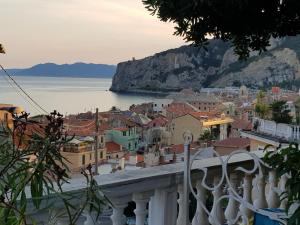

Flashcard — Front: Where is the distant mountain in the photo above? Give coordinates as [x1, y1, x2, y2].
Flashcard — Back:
[0, 63, 116, 78]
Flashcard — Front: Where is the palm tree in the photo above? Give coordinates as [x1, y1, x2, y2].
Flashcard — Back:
[198, 130, 215, 147]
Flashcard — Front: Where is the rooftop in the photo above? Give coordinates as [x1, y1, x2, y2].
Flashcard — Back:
[213, 137, 250, 148]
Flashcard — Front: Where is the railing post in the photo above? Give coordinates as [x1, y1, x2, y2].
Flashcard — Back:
[177, 184, 185, 225]
[225, 173, 240, 225]
[149, 187, 177, 225]
[133, 192, 151, 225]
[183, 131, 193, 225]
[253, 173, 268, 209]
[239, 174, 253, 224]
[267, 170, 280, 208]
[111, 203, 127, 225]
[209, 175, 225, 225]
[192, 180, 209, 225]
[279, 174, 288, 209]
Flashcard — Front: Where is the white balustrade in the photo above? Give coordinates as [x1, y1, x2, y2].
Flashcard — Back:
[267, 170, 280, 208]
[279, 174, 288, 209]
[149, 187, 177, 225]
[24, 149, 288, 225]
[176, 184, 187, 225]
[209, 175, 225, 225]
[192, 180, 209, 225]
[133, 192, 151, 225]
[253, 173, 268, 209]
[224, 173, 240, 225]
[239, 174, 253, 224]
[110, 203, 127, 225]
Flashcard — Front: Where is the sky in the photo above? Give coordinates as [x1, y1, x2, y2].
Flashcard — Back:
[0, 0, 184, 68]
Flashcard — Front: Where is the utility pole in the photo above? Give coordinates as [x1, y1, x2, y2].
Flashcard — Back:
[94, 108, 99, 175]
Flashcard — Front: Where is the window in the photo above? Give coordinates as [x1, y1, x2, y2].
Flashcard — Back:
[153, 123, 156, 127]
[116, 154, 119, 158]
[123, 131, 126, 136]
[90, 153, 92, 160]
[82, 155, 85, 165]
[135, 142, 137, 148]
[100, 151, 103, 159]
[128, 143, 131, 150]
[154, 104, 157, 107]
[101, 136, 104, 143]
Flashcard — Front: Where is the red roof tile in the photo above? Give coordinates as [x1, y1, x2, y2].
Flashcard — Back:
[105, 141, 122, 153]
[213, 137, 250, 148]
[232, 119, 252, 130]
[147, 117, 168, 128]
[113, 127, 129, 132]
[169, 142, 201, 154]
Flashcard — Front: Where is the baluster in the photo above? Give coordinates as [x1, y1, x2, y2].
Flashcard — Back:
[279, 174, 288, 209]
[149, 187, 177, 225]
[84, 210, 98, 225]
[267, 170, 280, 208]
[209, 175, 225, 225]
[176, 184, 186, 225]
[225, 173, 240, 225]
[192, 180, 209, 225]
[239, 174, 253, 225]
[133, 193, 150, 225]
[253, 173, 268, 209]
[111, 203, 127, 225]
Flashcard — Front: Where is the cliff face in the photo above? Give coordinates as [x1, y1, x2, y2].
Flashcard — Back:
[110, 37, 300, 92]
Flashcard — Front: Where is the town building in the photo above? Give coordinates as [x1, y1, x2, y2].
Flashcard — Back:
[105, 141, 124, 159]
[213, 137, 250, 156]
[167, 89, 221, 112]
[241, 117, 299, 151]
[144, 116, 171, 147]
[61, 138, 106, 172]
[169, 112, 233, 145]
[105, 127, 140, 152]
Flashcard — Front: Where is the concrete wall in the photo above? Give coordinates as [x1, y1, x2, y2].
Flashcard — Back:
[249, 139, 276, 151]
[61, 149, 106, 172]
[171, 114, 202, 145]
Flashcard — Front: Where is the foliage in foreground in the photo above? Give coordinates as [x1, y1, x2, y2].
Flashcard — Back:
[264, 143, 300, 225]
[0, 111, 106, 225]
[142, 0, 300, 60]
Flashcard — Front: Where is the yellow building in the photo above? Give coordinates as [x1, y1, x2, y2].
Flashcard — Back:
[61, 138, 107, 172]
[169, 112, 233, 145]
[0, 104, 24, 129]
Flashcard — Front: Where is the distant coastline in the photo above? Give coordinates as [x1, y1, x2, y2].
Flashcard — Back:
[0, 62, 117, 78]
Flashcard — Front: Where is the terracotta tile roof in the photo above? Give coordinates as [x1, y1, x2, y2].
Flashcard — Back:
[166, 102, 197, 118]
[65, 119, 109, 136]
[113, 127, 129, 132]
[105, 141, 122, 153]
[169, 142, 201, 154]
[232, 119, 252, 130]
[189, 111, 219, 120]
[213, 137, 250, 148]
[147, 117, 168, 128]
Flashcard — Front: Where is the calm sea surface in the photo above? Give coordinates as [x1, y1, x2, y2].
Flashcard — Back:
[0, 76, 164, 115]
